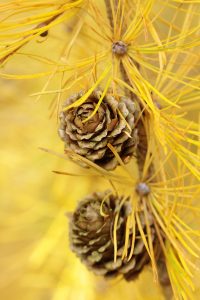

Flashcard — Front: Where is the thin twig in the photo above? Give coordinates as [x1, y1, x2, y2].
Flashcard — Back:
[120, 61, 150, 178]
[104, 0, 114, 29]
[104, 0, 118, 30]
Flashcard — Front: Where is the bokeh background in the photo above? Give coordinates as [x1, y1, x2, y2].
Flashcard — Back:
[0, 65, 165, 300]
[0, 1, 200, 299]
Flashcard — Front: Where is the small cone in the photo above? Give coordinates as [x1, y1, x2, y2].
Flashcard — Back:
[69, 191, 161, 280]
[58, 90, 138, 170]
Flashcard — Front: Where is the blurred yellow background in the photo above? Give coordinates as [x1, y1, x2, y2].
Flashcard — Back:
[0, 71, 166, 300]
[0, 28, 167, 298]
[0, 2, 200, 299]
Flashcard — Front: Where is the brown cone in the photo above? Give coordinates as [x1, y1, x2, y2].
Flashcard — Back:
[69, 191, 160, 280]
[58, 90, 138, 170]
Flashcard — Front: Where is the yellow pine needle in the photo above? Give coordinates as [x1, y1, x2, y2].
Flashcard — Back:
[116, 109, 132, 134]
[165, 191, 178, 227]
[142, 198, 158, 281]
[62, 64, 112, 111]
[166, 253, 193, 300]
[54, 70, 64, 121]
[171, 218, 200, 254]
[39, 147, 133, 185]
[121, 215, 131, 260]
[178, 252, 194, 280]
[107, 143, 135, 182]
[113, 196, 128, 262]
[142, 77, 180, 108]
[169, 242, 195, 292]
[63, 18, 84, 61]
[135, 211, 152, 260]
[171, 147, 200, 180]
[82, 76, 112, 123]
[114, 77, 150, 110]
[15, 52, 64, 66]
[146, 151, 173, 183]
[149, 198, 185, 257]
[123, 0, 154, 42]
[52, 170, 95, 177]
[150, 170, 191, 185]
[116, 0, 126, 39]
[127, 204, 136, 261]
[151, 194, 200, 272]
[113, 215, 118, 263]
[147, 19, 167, 71]
[154, 184, 200, 192]
[100, 192, 113, 217]
[89, 2, 112, 40]
[170, 225, 199, 258]
[140, 117, 158, 179]
[1, 48, 108, 79]
[122, 58, 158, 111]
[166, 202, 200, 214]
[31, 71, 92, 97]
[35, 66, 59, 103]
[0, 10, 77, 61]
[0, 0, 84, 31]
[132, 54, 200, 93]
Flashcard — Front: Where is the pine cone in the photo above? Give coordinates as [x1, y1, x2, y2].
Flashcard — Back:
[69, 191, 160, 280]
[58, 90, 138, 170]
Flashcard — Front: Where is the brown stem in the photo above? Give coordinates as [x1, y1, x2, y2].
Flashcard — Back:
[105, 2, 173, 299]
[120, 61, 149, 178]
[104, 0, 114, 29]
[136, 119, 149, 177]
[104, 0, 118, 30]
[119, 62, 134, 98]
[105, 0, 148, 176]
[157, 257, 173, 300]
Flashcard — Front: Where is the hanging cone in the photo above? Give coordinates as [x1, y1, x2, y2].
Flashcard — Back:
[58, 90, 139, 170]
[69, 191, 161, 280]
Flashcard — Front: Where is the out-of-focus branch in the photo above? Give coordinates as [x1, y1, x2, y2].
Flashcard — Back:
[158, 258, 173, 300]
[0, 12, 63, 65]
[104, 0, 118, 29]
